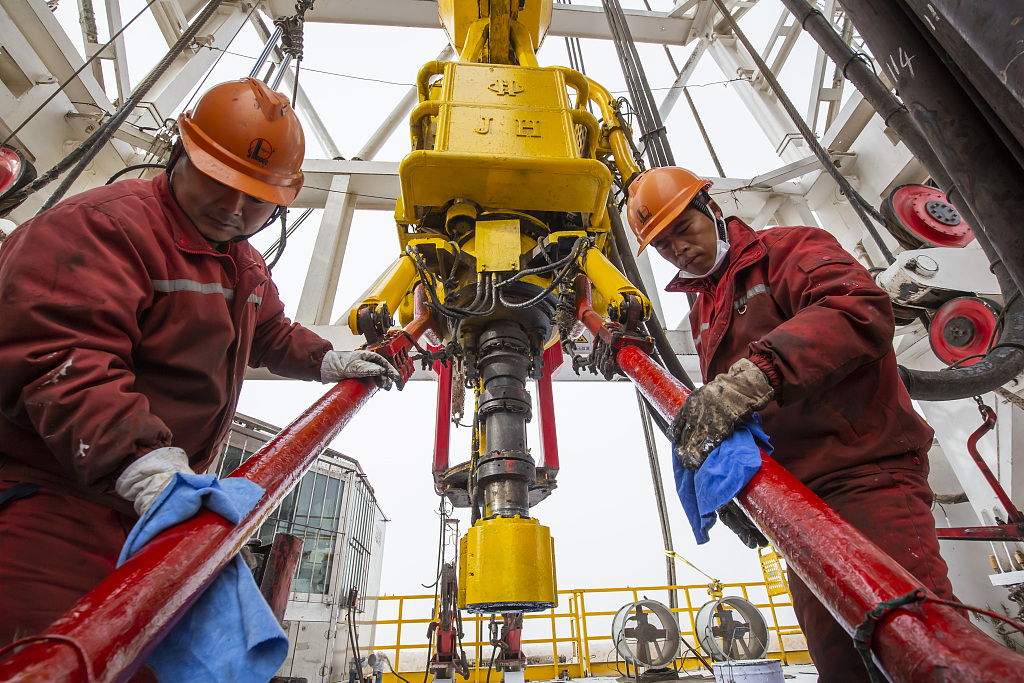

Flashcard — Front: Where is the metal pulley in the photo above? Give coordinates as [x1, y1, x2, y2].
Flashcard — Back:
[881, 184, 974, 249]
[0, 146, 37, 214]
[928, 296, 1001, 366]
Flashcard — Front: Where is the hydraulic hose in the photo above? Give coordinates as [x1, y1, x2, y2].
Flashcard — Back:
[779, 0, 1024, 398]
[897, 226, 1024, 401]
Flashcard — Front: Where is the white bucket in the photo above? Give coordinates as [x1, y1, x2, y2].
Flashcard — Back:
[711, 659, 784, 683]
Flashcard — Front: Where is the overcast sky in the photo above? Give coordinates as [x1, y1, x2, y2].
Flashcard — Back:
[51, 0, 849, 604]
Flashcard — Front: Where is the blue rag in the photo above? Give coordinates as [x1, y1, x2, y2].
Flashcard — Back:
[673, 414, 772, 544]
[118, 473, 289, 683]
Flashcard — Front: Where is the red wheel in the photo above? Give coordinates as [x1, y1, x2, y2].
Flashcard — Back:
[0, 146, 25, 197]
[883, 184, 974, 248]
[929, 296, 1000, 366]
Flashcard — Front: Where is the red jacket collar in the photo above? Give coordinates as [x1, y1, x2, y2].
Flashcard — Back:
[664, 217, 765, 294]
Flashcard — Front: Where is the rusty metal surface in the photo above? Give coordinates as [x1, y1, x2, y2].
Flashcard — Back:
[260, 533, 303, 623]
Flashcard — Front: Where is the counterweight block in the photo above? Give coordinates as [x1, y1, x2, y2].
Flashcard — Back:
[458, 516, 557, 613]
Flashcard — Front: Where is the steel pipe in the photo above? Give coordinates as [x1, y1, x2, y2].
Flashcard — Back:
[260, 533, 303, 623]
[0, 377, 376, 683]
[780, 0, 1024, 401]
[575, 278, 1024, 680]
[840, 0, 1024, 297]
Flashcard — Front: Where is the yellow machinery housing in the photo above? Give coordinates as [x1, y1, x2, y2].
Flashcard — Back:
[459, 516, 556, 612]
[351, 0, 653, 617]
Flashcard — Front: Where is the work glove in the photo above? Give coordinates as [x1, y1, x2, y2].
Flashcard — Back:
[717, 500, 769, 549]
[321, 350, 401, 389]
[670, 357, 774, 470]
[115, 446, 195, 516]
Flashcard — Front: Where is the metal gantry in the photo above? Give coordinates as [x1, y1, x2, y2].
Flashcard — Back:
[1, 0, 1023, 658]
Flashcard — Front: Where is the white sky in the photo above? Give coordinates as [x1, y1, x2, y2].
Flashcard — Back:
[51, 0, 852, 601]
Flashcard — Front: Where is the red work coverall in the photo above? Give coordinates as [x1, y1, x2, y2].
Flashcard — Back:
[668, 218, 954, 681]
[0, 173, 332, 643]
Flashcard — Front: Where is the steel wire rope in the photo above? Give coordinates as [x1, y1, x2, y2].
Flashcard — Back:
[178, 45, 753, 99]
[708, 0, 895, 264]
[27, 0, 234, 214]
[0, 0, 160, 150]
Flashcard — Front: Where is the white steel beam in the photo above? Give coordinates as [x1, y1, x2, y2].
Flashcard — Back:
[707, 34, 805, 163]
[294, 159, 399, 211]
[129, 3, 249, 132]
[658, 37, 709, 120]
[263, 0, 696, 46]
[103, 0, 132, 104]
[295, 174, 356, 325]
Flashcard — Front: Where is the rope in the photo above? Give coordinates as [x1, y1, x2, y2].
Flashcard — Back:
[853, 587, 1024, 681]
[709, 0, 896, 265]
[853, 588, 926, 682]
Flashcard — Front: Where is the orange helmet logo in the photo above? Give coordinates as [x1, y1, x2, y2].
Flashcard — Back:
[636, 205, 652, 226]
[246, 138, 275, 167]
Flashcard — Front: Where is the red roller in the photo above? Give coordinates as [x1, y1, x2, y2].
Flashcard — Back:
[886, 184, 975, 248]
[929, 296, 1000, 367]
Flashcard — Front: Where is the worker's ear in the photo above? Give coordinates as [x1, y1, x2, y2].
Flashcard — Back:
[707, 198, 725, 220]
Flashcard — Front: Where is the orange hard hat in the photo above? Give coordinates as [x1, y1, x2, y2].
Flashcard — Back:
[626, 167, 712, 254]
[178, 78, 305, 206]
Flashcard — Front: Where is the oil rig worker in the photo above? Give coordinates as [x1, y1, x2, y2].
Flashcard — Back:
[626, 166, 955, 682]
[0, 77, 397, 645]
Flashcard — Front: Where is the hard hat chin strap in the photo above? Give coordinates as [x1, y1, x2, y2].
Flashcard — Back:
[689, 191, 729, 242]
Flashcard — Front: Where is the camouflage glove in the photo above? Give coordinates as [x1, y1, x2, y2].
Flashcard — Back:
[669, 358, 774, 470]
[717, 500, 769, 549]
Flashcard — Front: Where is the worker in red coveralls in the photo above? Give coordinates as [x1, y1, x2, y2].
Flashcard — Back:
[626, 166, 955, 682]
[0, 78, 398, 645]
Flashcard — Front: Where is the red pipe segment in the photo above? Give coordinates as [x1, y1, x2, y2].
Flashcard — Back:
[0, 378, 377, 683]
[613, 341, 1024, 682]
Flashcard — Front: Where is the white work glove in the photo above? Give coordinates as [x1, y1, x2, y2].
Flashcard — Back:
[115, 446, 194, 516]
[321, 350, 401, 388]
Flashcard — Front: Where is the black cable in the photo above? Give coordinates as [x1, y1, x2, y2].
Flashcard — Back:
[265, 209, 288, 271]
[484, 645, 499, 683]
[104, 163, 166, 185]
[709, 0, 895, 265]
[0, 0, 160, 150]
[261, 207, 313, 261]
[30, 0, 229, 214]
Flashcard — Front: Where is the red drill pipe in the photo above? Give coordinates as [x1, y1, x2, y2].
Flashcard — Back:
[615, 342, 1024, 681]
[433, 358, 453, 484]
[260, 533, 304, 623]
[0, 378, 377, 683]
[574, 278, 1024, 680]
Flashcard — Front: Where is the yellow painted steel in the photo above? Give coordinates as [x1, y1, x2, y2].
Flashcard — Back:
[439, 0, 552, 58]
[475, 219, 521, 272]
[577, 245, 651, 320]
[351, 237, 453, 331]
[397, 61, 610, 228]
[459, 516, 557, 611]
[348, 255, 418, 334]
[583, 78, 641, 184]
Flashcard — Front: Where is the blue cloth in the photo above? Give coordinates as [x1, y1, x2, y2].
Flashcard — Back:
[118, 473, 289, 683]
[673, 414, 772, 544]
